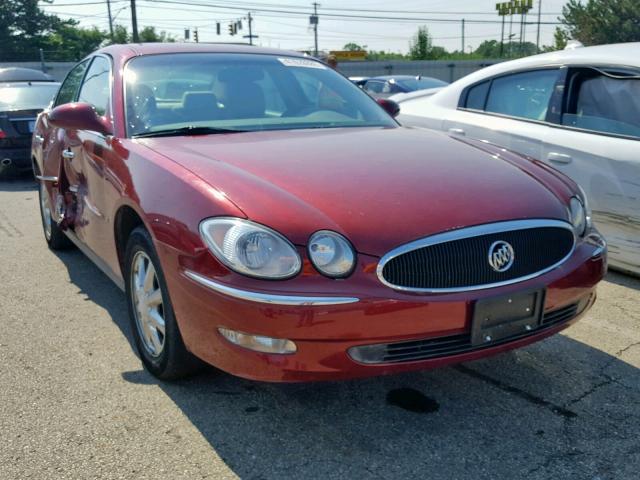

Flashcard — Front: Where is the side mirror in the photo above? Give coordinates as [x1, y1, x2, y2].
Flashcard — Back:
[48, 102, 113, 136]
[377, 98, 400, 118]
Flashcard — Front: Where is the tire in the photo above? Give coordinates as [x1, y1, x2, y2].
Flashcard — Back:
[124, 226, 201, 380]
[38, 181, 73, 250]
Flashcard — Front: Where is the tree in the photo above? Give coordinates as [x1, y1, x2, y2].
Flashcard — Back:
[366, 50, 407, 61]
[558, 0, 640, 46]
[0, 0, 64, 60]
[409, 26, 433, 60]
[343, 42, 365, 52]
[42, 23, 106, 61]
[542, 27, 570, 52]
[139, 26, 175, 43]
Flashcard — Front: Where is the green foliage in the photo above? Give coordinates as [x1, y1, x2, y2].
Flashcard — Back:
[542, 28, 570, 52]
[0, 1, 174, 61]
[409, 26, 433, 60]
[365, 50, 407, 61]
[343, 42, 365, 52]
[559, 0, 640, 45]
[0, 0, 64, 60]
[41, 24, 105, 61]
[139, 26, 175, 43]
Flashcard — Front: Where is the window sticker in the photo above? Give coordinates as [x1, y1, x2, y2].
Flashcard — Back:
[278, 57, 326, 69]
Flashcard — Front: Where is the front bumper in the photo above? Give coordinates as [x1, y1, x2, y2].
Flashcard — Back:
[159, 235, 606, 382]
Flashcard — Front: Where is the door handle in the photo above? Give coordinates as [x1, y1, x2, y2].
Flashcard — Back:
[448, 128, 465, 136]
[547, 152, 572, 164]
[62, 149, 75, 160]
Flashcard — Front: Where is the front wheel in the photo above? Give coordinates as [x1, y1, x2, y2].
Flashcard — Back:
[124, 227, 201, 380]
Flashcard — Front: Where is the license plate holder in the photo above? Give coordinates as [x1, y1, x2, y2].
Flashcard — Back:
[471, 289, 544, 346]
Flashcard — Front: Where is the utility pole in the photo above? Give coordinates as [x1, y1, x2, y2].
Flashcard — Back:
[106, 0, 114, 41]
[243, 12, 258, 45]
[500, 15, 505, 57]
[461, 19, 465, 53]
[130, 0, 139, 43]
[536, 0, 542, 52]
[311, 3, 319, 57]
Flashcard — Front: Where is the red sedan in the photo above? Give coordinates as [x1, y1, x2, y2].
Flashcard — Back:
[32, 44, 607, 382]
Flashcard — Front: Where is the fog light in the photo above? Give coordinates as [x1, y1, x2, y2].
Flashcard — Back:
[218, 328, 297, 354]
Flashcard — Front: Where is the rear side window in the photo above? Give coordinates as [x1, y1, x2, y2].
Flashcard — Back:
[464, 80, 490, 110]
[484, 69, 559, 121]
[562, 70, 640, 139]
[364, 81, 384, 94]
[78, 56, 111, 116]
[55, 60, 89, 106]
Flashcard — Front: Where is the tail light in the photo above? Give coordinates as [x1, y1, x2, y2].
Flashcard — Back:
[0, 129, 5, 139]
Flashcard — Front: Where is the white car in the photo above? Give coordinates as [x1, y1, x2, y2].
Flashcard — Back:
[399, 42, 640, 276]
[388, 86, 444, 104]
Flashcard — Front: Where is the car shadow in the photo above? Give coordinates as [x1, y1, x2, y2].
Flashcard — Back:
[54, 248, 640, 479]
[0, 175, 37, 192]
[606, 269, 640, 291]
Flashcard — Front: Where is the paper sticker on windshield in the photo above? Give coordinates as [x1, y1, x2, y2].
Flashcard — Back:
[278, 57, 326, 69]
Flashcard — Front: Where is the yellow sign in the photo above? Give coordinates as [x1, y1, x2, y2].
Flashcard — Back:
[330, 50, 367, 61]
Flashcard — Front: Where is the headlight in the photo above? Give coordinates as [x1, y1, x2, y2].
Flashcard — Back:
[199, 217, 301, 279]
[308, 230, 356, 278]
[569, 197, 587, 236]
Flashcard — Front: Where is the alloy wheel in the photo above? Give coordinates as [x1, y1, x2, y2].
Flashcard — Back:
[130, 251, 166, 357]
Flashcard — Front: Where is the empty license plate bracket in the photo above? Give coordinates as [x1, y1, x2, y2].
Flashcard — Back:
[471, 289, 545, 346]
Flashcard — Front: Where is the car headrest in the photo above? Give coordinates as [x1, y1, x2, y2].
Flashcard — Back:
[218, 67, 264, 83]
[182, 91, 218, 110]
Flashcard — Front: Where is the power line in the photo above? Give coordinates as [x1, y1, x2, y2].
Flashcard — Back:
[137, 0, 564, 25]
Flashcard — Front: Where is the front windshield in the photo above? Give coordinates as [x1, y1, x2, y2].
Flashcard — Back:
[0, 83, 59, 110]
[396, 77, 448, 91]
[124, 53, 396, 136]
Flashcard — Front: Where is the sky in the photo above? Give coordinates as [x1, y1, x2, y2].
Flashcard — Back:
[41, 0, 570, 54]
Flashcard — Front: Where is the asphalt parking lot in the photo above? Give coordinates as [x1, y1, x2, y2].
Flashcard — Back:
[1, 177, 639, 480]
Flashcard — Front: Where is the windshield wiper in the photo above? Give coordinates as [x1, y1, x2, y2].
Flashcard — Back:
[133, 125, 248, 138]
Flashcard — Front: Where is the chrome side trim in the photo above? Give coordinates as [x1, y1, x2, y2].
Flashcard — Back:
[35, 175, 58, 182]
[183, 270, 359, 306]
[377, 219, 576, 294]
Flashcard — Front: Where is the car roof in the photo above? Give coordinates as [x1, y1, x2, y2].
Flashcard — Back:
[371, 75, 420, 80]
[0, 68, 54, 82]
[94, 42, 308, 61]
[423, 42, 640, 108]
[0, 81, 60, 87]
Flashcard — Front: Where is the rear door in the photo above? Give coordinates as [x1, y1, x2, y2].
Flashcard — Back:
[38, 60, 89, 212]
[443, 69, 562, 161]
[542, 67, 640, 274]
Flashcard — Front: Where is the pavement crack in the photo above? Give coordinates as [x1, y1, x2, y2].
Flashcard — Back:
[454, 365, 578, 419]
[615, 340, 640, 357]
[564, 375, 615, 408]
[525, 450, 583, 477]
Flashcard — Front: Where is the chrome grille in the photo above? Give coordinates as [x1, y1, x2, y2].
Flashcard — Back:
[378, 220, 575, 293]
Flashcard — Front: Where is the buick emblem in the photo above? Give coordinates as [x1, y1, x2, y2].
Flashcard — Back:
[488, 241, 515, 272]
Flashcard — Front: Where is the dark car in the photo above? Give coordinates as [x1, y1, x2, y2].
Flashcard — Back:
[33, 43, 605, 382]
[363, 75, 448, 98]
[0, 68, 60, 176]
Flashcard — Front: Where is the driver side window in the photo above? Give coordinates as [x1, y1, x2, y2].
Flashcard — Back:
[55, 60, 89, 106]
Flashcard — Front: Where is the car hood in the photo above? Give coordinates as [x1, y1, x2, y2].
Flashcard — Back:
[140, 127, 573, 257]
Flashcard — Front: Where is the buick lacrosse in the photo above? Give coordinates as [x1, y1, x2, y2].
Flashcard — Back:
[32, 44, 606, 381]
